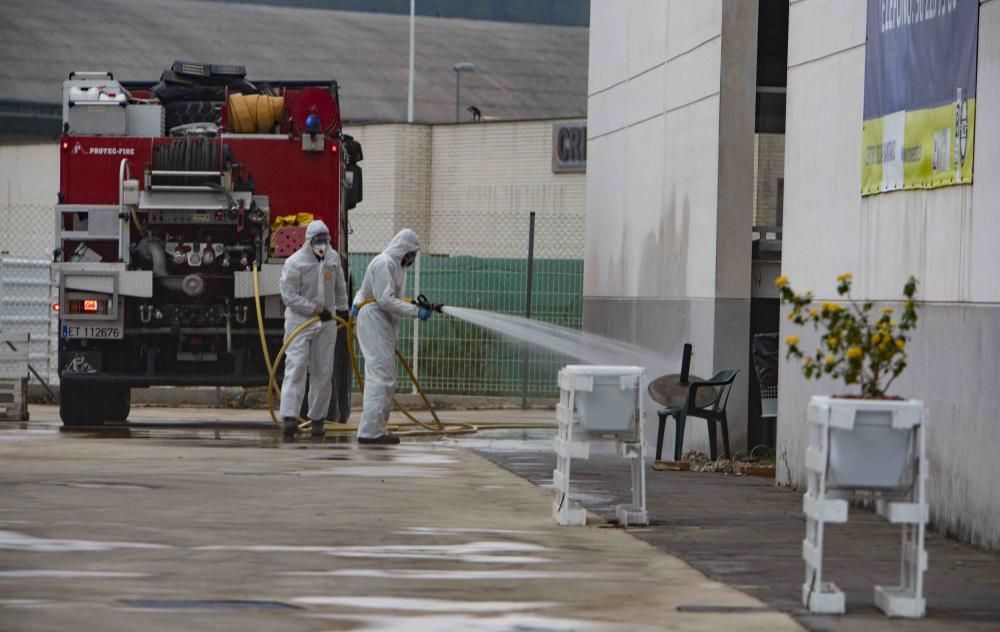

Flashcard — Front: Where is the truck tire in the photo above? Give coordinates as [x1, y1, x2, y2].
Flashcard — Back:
[59, 382, 105, 427]
[104, 387, 131, 423]
[164, 101, 220, 132]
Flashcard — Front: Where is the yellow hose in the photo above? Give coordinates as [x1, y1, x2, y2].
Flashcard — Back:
[252, 264, 467, 436]
[228, 94, 284, 133]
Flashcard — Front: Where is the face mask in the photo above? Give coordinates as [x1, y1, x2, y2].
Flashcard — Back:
[311, 235, 329, 258]
[401, 252, 416, 268]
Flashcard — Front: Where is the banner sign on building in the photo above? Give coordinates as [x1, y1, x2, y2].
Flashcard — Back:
[862, 0, 978, 195]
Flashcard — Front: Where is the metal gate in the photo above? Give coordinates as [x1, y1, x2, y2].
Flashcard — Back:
[0, 257, 55, 384]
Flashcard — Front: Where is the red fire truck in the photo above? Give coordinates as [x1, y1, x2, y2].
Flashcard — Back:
[55, 62, 362, 426]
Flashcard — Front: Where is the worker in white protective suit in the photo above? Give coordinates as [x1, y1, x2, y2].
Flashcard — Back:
[353, 229, 435, 445]
[279, 220, 348, 439]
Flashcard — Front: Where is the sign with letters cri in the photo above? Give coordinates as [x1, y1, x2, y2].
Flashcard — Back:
[862, 0, 979, 195]
[552, 122, 587, 173]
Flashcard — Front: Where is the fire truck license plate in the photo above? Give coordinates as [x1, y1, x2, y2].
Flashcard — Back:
[61, 318, 124, 340]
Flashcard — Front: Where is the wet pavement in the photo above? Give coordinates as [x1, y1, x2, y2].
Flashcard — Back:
[471, 435, 1000, 632]
[0, 405, 802, 632]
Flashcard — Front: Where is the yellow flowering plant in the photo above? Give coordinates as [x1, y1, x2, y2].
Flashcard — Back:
[776, 273, 918, 398]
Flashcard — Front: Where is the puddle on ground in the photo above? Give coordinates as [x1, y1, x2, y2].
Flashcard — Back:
[0, 530, 170, 552]
[395, 527, 543, 537]
[696, 560, 756, 575]
[286, 569, 639, 581]
[0, 429, 61, 441]
[442, 437, 554, 453]
[293, 596, 556, 612]
[541, 484, 619, 510]
[197, 541, 551, 564]
[304, 612, 637, 631]
[55, 482, 155, 491]
[0, 570, 148, 578]
[319, 541, 551, 565]
[121, 598, 298, 610]
[0, 599, 51, 608]
[311, 453, 457, 465]
[290, 465, 449, 478]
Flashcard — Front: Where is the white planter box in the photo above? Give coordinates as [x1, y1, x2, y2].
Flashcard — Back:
[554, 365, 647, 527]
[561, 365, 643, 435]
[811, 396, 923, 491]
[803, 396, 928, 618]
[828, 410, 910, 490]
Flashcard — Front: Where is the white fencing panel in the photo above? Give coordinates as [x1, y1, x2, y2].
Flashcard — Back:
[0, 257, 55, 384]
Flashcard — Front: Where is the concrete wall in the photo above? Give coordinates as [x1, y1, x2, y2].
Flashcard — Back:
[753, 133, 785, 226]
[584, 0, 758, 455]
[779, 0, 1000, 550]
[343, 124, 433, 254]
[345, 120, 586, 260]
[428, 121, 586, 259]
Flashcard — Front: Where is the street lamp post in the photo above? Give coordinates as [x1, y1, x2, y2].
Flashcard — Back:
[407, 0, 415, 123]
[453, 62, 475, 122]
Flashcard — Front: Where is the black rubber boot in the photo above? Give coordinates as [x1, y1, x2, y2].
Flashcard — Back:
[310, 419, 325, 438]
[283, 417, 298, 439]
[358, 432, 400, 445]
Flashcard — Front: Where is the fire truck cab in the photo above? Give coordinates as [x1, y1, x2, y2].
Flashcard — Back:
[55, 62, 362, 426]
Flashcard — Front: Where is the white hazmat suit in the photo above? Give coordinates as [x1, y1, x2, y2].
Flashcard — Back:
[355, 229, 421, 440]
[279, 220, 348, 422]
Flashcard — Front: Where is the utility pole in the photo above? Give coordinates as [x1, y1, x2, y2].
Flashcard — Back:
[407, 0, 415, 123]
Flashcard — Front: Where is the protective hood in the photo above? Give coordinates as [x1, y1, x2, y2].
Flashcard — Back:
[305, 220, 330, 241]
[383, 229, 421, 263]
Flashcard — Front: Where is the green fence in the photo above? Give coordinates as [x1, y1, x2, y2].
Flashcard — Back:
[347, 253, 582, 397]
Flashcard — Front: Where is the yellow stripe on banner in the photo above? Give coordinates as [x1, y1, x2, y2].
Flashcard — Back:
[902, 99, 975, 190]
[861, 116, 885, 195]
[862, 99, 975, 196]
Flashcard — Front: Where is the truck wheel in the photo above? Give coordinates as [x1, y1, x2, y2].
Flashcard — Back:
[59, 382, 105, 427]
[104, 387, 131, 423]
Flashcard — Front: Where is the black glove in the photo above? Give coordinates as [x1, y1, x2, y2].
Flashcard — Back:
[319, 308, 333, 322]
[415, 294, 444, 313]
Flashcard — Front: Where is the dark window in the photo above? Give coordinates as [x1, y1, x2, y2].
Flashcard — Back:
[756, 0, 789, 134]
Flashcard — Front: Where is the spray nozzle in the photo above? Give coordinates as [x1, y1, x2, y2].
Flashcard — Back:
[415, 294, 444, 313]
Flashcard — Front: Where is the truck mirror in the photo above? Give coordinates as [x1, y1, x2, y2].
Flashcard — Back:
[346, 164, 363, 210]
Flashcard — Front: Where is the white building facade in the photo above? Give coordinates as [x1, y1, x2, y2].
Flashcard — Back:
[586, 0, 1000, 550]
[584, 0, 759, 454]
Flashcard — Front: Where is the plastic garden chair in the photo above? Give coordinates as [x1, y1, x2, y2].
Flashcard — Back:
[655, 369, 739, 462]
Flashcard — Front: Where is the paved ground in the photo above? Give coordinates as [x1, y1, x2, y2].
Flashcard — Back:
[0, 405, 801, 632]
[469, 432, 1000, 632]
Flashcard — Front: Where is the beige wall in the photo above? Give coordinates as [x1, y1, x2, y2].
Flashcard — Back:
[342, 124, 432, 254]
[345, 120, 586, 259]
[429, 121, 585, 258]
[753, 133, 785, 227]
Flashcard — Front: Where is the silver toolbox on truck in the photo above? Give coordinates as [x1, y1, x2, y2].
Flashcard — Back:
[63, 71, 127, 135]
